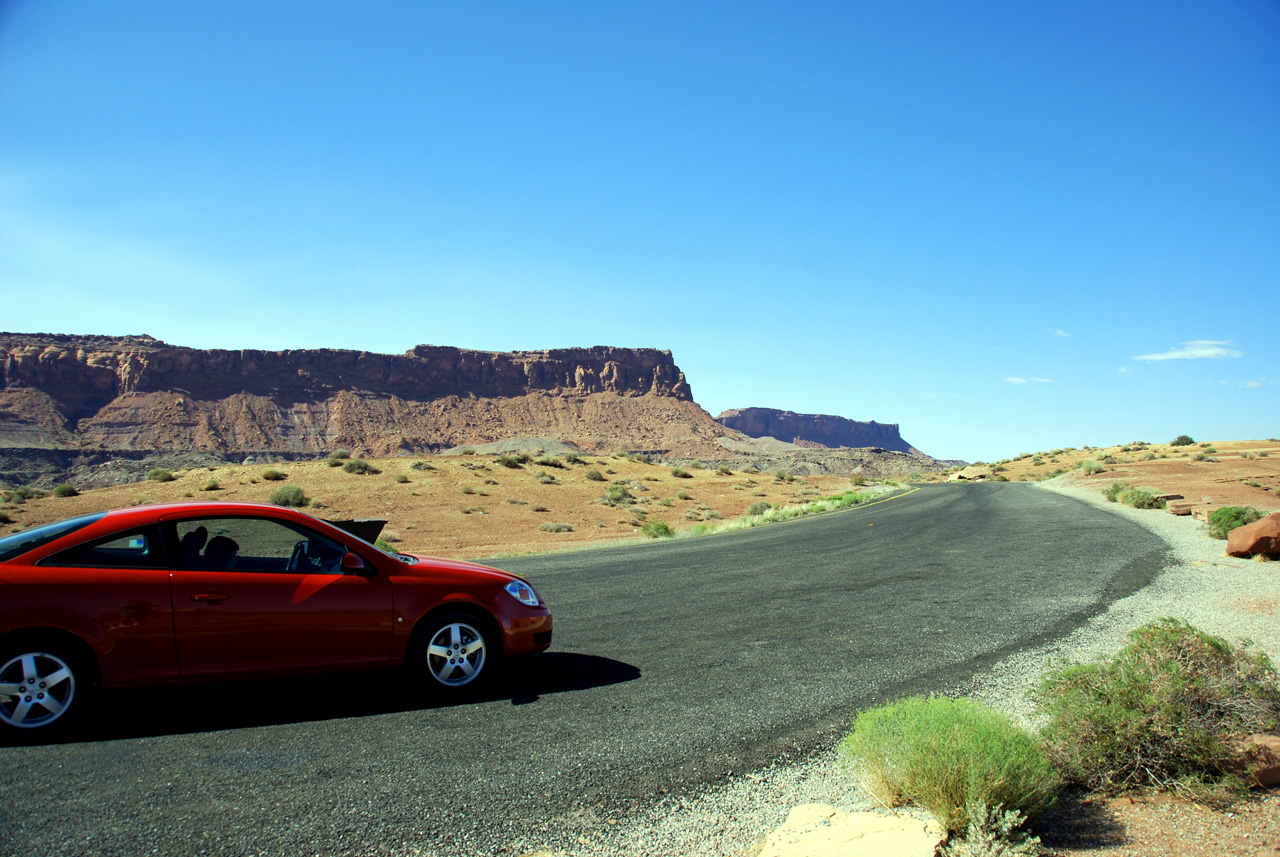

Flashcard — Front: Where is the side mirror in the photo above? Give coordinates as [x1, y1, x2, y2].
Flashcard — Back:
[341, 552, 367, 573]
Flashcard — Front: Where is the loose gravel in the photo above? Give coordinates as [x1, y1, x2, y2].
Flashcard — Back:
[556, 477, 1280, 857]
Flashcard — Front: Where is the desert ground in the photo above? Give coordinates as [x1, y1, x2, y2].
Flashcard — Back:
[1, 451, 864, 559]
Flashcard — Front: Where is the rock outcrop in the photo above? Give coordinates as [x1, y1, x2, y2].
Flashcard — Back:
[0, 334, 732, 483]
[716, 407, 921, 455]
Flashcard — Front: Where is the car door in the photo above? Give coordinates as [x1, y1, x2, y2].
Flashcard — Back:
[166, 514, 393, 678]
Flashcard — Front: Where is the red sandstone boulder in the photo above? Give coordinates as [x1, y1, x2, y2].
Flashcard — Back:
[1226, 512, 1280, 558]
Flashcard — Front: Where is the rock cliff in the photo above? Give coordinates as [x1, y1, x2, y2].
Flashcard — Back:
[0, 334, 730, 482]
[715, 407, 920, 454]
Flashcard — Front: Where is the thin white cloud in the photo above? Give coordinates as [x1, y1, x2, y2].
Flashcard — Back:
[1030, 377, 1052, 383]
[1005, 377, 1051, 384]
[1132, 340, 1243, 361]
[1052, 329, 1070, 338]
[1006, 377, 1028, 384]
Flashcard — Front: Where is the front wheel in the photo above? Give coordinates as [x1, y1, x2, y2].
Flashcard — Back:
[0, 642, 86, 736]
[414, 614, 496, 690]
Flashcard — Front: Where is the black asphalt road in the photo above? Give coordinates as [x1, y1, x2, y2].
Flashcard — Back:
[0, 483, 1169, 856]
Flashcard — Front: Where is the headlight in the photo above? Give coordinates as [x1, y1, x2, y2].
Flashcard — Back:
[504, 580, 540, 607]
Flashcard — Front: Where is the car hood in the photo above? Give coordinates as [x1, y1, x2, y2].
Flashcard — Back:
[394, 554, 524, 584]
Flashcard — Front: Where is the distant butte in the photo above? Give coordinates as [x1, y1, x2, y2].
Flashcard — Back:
[715, 407, 922, 455]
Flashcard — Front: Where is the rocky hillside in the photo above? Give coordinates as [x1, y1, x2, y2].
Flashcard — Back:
[0, 334, 738, 485]
[715, 407, 921, 454]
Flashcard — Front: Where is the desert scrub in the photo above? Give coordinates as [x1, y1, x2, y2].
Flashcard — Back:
[147, 468, 175, 482]
[395, 473, 410, 483]
[1171, 434, 1195, 446]
[343, 459, 381, 475]
[496, 454, 521, 468]
[326, 450, 351, 467]
[745, 501, 772, 516]
[600, 485, 634, 506]
[260, 468, 285, 481]
[937, 804, 1041, 857]
[1102, 481, 1133, 503]
[641, 519, 673, 538]
[1191, 451, 1207, 461]
[839, 696, 1057, 837]
[1207, 506, 1264, 540]
[676, 489, 693, 501]
[535, 455, 564, 469]
[202, 479, 220, 491]
[537, 522, 573, 533]
[52, 484, 78, 498]
[409, 460, 435, 471]
[1118, 486, 1165, 510]
[269, 484, 308, 508]
[535, 470, 556, 484]
[1078, 460, 1104, 475]
[1035, 618, 1280, 796]
[670, 467, 692, 479]
[584, 469, 605, 482]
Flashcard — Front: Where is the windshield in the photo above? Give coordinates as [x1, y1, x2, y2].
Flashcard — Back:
[0, 512, 108, 563]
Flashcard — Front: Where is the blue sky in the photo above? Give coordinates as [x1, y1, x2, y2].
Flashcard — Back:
[2, 1, 1277, 462]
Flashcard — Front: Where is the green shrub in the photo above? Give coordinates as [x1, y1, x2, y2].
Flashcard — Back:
[2, 486, 43, 504]
[1171, 435, 1195, 446]
[1191, 451, 1207, 461]
[564, 452, 581, 464]
[537, 522, 573, 533]
[839, 696, 1058, 836]
[641, 519, 673, 538]
[937, 804, 1041, 856]
[1207, 506, 1264, 540]
[1035, 619, 1280, 795]
[1102, 481, 1132, 502]
[262, 468, 287, 481]
[496, 454, 521, 469]
[0, 511, 10, 523]
[52, 484, 79, 498]
[677, 489, 692, 501]
[716, 466, 733, 476]
[670, 467, 692, 479]
[326, 450, 351, 467]
[458, 447, 475, 456]
[269, 484, 308, 507]
[395, 473, 410, 483]
[147, 468, 174, 483]
[584, 469, 605, 482]
[343, 459, 380, 475]
[535, 455, 564, 469]
[1078, 460, 1104, 475]
[536, 471, 556, 484]
[202, 479, 220, 491]
[601, 485, 634, 505]
[409, 460, 435, 471]
[1118, 487, 1165, 510]
[745, 501, 772, 516]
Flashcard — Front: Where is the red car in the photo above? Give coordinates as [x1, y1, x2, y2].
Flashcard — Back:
[0, 502, 552, 736]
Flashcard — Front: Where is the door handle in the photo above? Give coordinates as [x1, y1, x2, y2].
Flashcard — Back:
[191, 592, 230, 604]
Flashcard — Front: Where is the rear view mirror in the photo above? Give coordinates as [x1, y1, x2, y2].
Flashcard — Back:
[341, 552, 366, 572]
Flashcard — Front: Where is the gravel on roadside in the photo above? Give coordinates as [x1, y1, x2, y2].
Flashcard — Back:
[540, 476, 1280, 857]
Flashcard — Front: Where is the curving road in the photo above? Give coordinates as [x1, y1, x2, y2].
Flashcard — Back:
[0, 483, 1169, 856]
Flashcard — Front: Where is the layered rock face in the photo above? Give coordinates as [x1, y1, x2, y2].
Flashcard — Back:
[716, 407, 919, 454]
[0, 334, 726, 464]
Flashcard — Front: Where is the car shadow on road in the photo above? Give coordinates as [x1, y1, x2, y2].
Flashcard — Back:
[22, 652, 641, 745]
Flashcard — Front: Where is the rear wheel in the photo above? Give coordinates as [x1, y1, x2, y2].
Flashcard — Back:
[0, 639, 88, 736]
[414, 614, 497, 691]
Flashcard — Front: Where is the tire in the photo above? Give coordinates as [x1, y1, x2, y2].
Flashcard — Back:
[0, 637, 90, 737]
[413, 613, 497, 691]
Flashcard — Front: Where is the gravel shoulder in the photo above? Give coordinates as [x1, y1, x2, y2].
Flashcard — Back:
[564, 476, 1280, 857]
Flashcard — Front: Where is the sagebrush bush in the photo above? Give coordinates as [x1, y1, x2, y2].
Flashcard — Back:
[202, 479, 219, 491]
[496, 455, 521, 469]
[52, 484, 78, 498]
[937, 804, 1041, 856]
[839, 696, 1058, 836]
[395, 473, 410, 483]
[536, 455, 563, 469]
[670, 467, 692, 479]
[584, 469, 605, 482]
[1118, 487, 1165, 510]
[326, 450, 351, 467]
[262, 468, 287, 481]
[1078, 460, 1104, 475]
[1207, 506, 1264, 540]
[409, 460, 435, 471]
[745, 501, 771, 516]
[1171, 434, 1195, 446]
[343, 459, 380, 475]
[641, 519, 673, 538]
[147, 468, 174, 482]
[1102, 481, 1132, 503]
[537, 522, 573, 533]
[1035, 618, 1280, 796]
[269, 484, 308, 507]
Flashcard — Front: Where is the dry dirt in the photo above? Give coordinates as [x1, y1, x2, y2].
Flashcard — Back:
[1, 452, 859, 559]
[946, 438, 1280, 515]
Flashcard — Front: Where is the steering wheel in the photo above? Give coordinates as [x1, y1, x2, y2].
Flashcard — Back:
[287, 540, 315, 572]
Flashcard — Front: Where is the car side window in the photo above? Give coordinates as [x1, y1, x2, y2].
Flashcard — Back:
[43, 526, 166, 569]
[173, 518, 346, 575]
